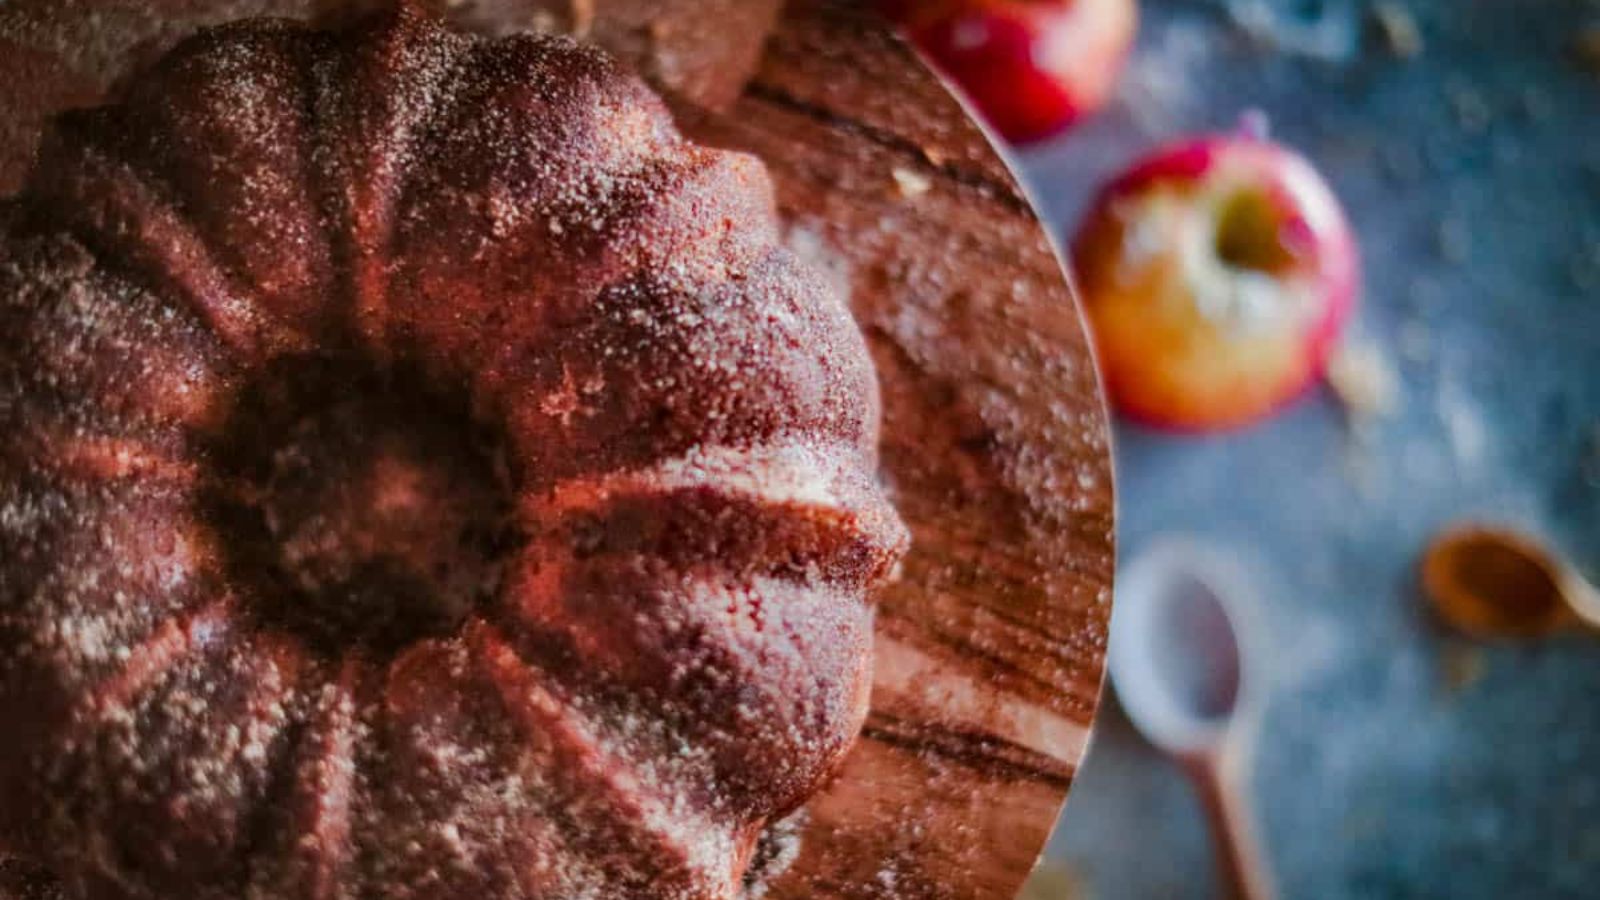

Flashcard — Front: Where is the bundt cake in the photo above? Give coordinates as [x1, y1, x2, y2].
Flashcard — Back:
[0, 3, 908, 898]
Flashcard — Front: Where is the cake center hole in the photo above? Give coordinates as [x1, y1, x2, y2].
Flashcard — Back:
[208, 358, 515, 657]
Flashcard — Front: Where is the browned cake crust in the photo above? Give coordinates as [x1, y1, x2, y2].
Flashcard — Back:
[420, 0, 783, 108]
[0, 858, 60, 900]
[0, 3, 907, 897]
[0, 0, 783, 195]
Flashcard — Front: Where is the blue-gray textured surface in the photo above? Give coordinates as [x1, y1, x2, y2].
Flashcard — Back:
[1016, 0, 1600, 897]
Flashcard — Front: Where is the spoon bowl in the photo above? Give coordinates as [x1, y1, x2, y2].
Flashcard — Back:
[1110, 539, 1256, 756]
[1421, 523, 1600, 639]
[1109, 538, 1276, 900]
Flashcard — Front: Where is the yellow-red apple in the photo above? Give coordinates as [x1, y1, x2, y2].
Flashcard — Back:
[1072, 133, 1359, 430]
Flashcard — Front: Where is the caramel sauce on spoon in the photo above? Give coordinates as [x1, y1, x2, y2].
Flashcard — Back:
[1421, 524, 1600, 638]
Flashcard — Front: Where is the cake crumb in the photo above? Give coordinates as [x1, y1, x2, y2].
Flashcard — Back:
[1447, 83, 1492, 134]
[741, 811, 806, 898]
[1580, 422, 1600, 487]
[1396, 320, 1433, 363]
[1371, 3, 1423, 59]
[570, 0, 596, 36]
[1574, 26, 1600, 75]
[1437, 380, 1488, 470]
[1435, 218, 1470, 263]
[1020, 859, 1087, 900]
[1328, 340, 1401, 423]
[1439, 641, 1486, 695]
[891, 167, 932, 199]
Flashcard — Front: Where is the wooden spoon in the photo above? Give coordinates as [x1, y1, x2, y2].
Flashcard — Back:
[1110, 539, 1278, 900]
[1421, 523, 1600, 639]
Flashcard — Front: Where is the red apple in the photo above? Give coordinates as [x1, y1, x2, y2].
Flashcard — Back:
[1072, 131, 1359, 431]
[884, 0, 1138, 143]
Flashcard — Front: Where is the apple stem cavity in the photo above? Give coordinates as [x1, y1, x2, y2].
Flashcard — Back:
[1214, 189, 1295, 276]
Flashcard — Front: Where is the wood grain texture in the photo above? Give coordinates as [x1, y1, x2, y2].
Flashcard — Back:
[679, 6, 1114, 897]
[0, 1, 1113, 897]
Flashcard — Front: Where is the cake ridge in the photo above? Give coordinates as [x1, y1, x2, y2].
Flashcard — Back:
[0, 4, 909, 897]
[317, 2, 479, 355]
[74, 596, 240, 723]
[24, 129, 287, 358]
[112, 19, 336, 342]
[254, 656, 360, 900]
[470, 622, 742, 897]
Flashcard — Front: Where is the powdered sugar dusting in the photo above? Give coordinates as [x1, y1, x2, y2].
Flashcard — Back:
[535, 441, 851, 517]
[0, 4, 905, 898]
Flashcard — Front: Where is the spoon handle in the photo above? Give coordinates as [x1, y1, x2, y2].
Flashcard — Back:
[1191, 754, 1276, 900]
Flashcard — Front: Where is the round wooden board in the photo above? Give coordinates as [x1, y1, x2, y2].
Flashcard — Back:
[0, 2, 1115, 897]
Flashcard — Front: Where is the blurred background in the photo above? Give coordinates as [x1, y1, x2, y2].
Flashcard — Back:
[888, 0, 1600, 896]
